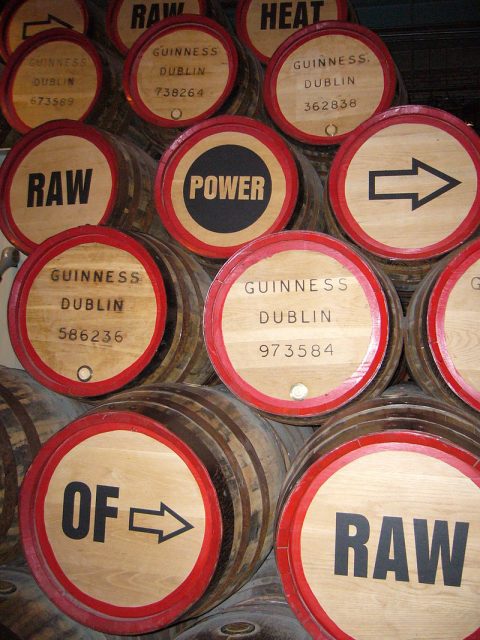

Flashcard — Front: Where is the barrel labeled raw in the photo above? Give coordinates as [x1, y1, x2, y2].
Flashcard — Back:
[264, 21, 396, 145]
[203, 230, 402, 423]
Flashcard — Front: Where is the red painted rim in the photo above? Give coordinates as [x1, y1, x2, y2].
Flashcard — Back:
[123, 15, 238, 128]
[19, 410, 223, 634]
[0, 0, 89, 60]
[154, 114, 300, 258]
[106, 0, 208, 56]
[203, 230, 389, 417]
[0, 29, 103, 134]
[235, 0, 348, 65]
[7, 225, 167, 397]
[263, 21, 397, 145]
[427, 237, 480, 412]
[328, 105, 480, 260]
[0, 119, 119, 254]
[276, 431, 480, 640]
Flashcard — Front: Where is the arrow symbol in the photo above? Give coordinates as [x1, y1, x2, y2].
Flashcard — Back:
[22, 14, 74, 40]
[129, 503, 194, 543]
[368, 158, 461, 211]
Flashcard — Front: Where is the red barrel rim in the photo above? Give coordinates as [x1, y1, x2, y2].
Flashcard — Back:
[154, 114, 300, 258]
[203, 230, 389, 418]
[123, 14, 238, 128]
[7, 225, 167, 397]
[0, 28, 103, 134]
[19, 410, 223, 634]
[276, 430, 480, 640]
[263, 21, 397, 145]
[427, 237, 480, 412]
[235, 0, 348, 64]
[328, 105, 480, 260]
[0, 119, 120, 254]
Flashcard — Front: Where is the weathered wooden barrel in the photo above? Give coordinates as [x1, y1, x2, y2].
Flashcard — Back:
[19, 383, 294, 634]
[154, 114, 325, 272]
[275, 391, 480, 640]
[203, 230, 403, 425]
[0, 365, 86, 563]
[405, 236, 480, 419]
[0, 119, 167, 254]
[123, 15, 264, 152]
[7, 226, 214, 398]
[0, 0, 89, 60]
[0, 29, 132, 135]
[326, 105, 480, 310]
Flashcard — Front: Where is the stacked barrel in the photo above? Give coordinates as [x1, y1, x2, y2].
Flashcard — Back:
[0, 1, 478, 640]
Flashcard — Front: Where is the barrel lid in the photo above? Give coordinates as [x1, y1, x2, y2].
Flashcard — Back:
[123, 15, 238, 128]
[0, 29, 103, 134]
[19, 410, 222, 634]
[106, 0, 206, 56]
[203, 231, 389, 418]
[427, 237, 480, 412]
[328, 105, 480, 261]
[263, 21, 396, 145]
[8, 225, 167, 397]
[0, 120, 120, 253]
[276, 430, 480, 640]
[155, 115, 299, 258]
[0, 0, 89, 59]
[235, 0, 348, 64]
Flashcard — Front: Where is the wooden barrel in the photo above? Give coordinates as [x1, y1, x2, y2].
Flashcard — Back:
[19, 382, 292, 634]
[203, 230, 403, 425]
[7, 225, 214, 398]
[0, 119, 167, 254]
[154, 114, 325, 271]
[0, 29, 132, 135]
[275, 391, 480, 640]
[405, 236, 480, 419]
[326, 105, 480, 310]
[123, 15, 264, 152]
[0, 365, 86, 563]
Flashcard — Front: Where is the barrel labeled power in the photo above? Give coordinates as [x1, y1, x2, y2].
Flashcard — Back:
[235, 0, 348, 64]
[263, 21, 396, 145]
[276, 395, 480, 640]
[0, 119, 162, 254]
[203, 231, 402, 423]
[155, 115, 323, 259]
[0, 0, 89, 59]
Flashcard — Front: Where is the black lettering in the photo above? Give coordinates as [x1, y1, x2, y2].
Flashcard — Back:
[93, 485, 119, 543]
[130, 271, 140, 284]
[118, 270, 127, 283]
[62, 481, 91, 540]
[373, 516, 409, 581]
[260, 3, 277, 29]
[279, 2, 293, 28]
[131, 4, 146, 28]
[27, 173, 45, 207]
[162, 2, 184, 18]
[45, 171, 63, 206]
[414, 519, 469, 587]
[334, 512, 369, 577]
[146, 4, 160, 27]
[66, 168, 92, 205]
[311, 0, 324, 21]
[293, 2, 308, 29]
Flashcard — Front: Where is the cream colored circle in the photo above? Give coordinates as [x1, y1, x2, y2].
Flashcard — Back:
[221, 249, 374, 401]
[25, 243, 159, 383]
[275, 34, 386, 137]
[170, 131, 288, 247]
[9, 134, 113, 244]
[11, 40, 98, 129]
[43, 429, 206, 607]
[300, 449, 480, 640]
[344, 123, 477, 249]
[443, 259, 480, 393]
[136, 29, 230, 122]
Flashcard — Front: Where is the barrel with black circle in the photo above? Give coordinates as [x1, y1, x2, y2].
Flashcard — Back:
[275, 390, 480, 640]
[0, 29, 133, 135]
[7, 226, 214, 398]
[203, 230, 403, 425]
[325, 105, 480, 310]
[0, 119, 169, 254]
[0, 366, 86, 563]
[19, 382, 293, 634]
[154, 115, 325, 271]
[123, 15, 264, 153]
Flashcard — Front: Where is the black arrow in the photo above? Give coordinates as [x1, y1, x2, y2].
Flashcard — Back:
[368, 158, 461, 211]
[22, 14, 74, 40]
[129, 503, 194, 543]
